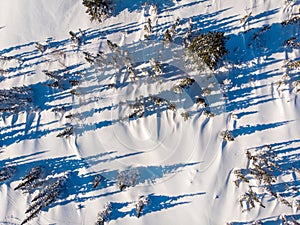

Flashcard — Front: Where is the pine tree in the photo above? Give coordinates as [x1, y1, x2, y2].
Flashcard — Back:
[135, 196, 149, 218]
[164, 29, 172, 42]
[82, 0, 112, 23]
[95, 203, 112, 225]
[187, 31, 228, 70]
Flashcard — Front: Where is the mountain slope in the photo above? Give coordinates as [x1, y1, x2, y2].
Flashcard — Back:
[0, 0, 300, 224]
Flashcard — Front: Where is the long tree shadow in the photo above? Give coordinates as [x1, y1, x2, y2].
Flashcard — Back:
[0, 118, 63, 148]
[1, 150, 200, 213]
[230, 214, 300, 225]
[232, 120, 292, 138]
[109, 192, 205, 220]
[113, 0, 176, 15]
[48, 161, 199, 208]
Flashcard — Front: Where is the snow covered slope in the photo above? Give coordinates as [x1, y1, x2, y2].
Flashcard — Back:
[0, 0, 300, 224]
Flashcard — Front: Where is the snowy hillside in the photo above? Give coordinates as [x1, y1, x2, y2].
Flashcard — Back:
[0, 0, 300, 224]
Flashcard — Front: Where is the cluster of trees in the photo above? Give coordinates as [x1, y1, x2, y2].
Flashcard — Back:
[173, 77, 195, 94]
[228, 214, 300, 225]
[14, 166, 43, 191]
[0, 166, 16, 182]
[95, 203, 112, 225]
[233, 146, 299, 213]
[239, 188, 265, 212]
[0, 86, 32, 113]
[281, 14, 300, 26]
[21, 176, 67, 225]
[124, 95, 176, 120]
[94, 196, 149, 224]
[1, 166, 67, 224]
[43, 70, 81, 90]
[284, 37, 300, 48]
[220, 130, 234, 141]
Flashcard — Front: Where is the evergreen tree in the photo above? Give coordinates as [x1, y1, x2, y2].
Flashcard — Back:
[82, 0, 112, 23]
[187, 31, 228, 70]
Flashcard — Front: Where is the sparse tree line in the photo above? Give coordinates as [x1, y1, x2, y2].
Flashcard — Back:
[77, 5, 230, 126]
[0, 164, 152, 224]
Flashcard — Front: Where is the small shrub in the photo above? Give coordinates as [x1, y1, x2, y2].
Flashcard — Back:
[35, 42, 46, 53]
[239, 12, 252, 24]
[181, 112, 190, 121]
[168, 103, 176, 111]
[203, 110, 215, 118]
[195, 97, 207, 108]
[220, 130, 234, 141]
[164, 29, 172, 42]
[288, 60, 300, 69]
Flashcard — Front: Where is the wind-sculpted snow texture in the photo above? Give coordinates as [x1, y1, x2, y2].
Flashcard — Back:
[0, 0, 300, 224]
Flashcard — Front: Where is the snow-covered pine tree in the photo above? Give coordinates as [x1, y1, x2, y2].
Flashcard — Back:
[164, 29, 172, 42]
[35, 42, 46, 53]
[187, 31, 228, 70]
[135, 196, 149, 218]
[92, 175, 102, 188]
[56, 125, 73, 138]
[149, 58, 162, 77]
[95, 203, 112, 225]
[82, 0, 112, 23]
[117, 169, 139, 191]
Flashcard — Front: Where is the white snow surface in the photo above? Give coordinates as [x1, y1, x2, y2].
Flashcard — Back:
[0, 0, 300, 224]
